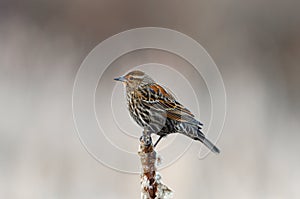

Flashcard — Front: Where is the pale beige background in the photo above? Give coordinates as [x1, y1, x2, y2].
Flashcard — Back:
[0, 0, 299, 198]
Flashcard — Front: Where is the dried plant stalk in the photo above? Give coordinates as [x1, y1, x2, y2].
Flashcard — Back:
[138, 136, 173, 199]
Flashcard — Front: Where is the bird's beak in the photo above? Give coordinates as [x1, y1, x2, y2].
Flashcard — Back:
[114, 76, 126, 82]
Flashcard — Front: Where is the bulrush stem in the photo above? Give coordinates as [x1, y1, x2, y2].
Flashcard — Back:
[138, 135, 173, 199]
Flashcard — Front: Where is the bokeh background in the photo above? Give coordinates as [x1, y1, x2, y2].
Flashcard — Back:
[1, 0, 300, 198]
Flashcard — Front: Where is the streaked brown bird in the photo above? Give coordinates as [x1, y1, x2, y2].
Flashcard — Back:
[114, 70, 220, 153]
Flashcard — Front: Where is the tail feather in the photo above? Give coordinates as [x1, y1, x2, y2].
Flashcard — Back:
[176, 122, 220, 154]
[201, 137, 220, 154]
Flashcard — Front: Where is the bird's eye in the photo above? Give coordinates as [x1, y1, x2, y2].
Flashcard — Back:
[129, 76, 133, 80]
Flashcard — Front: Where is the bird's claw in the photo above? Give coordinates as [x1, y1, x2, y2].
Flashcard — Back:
[140, 135, 152, 146]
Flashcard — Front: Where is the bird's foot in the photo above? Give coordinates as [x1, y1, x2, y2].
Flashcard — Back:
[140, 135, 152, 146]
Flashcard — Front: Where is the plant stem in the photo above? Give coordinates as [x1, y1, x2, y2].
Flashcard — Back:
[139, 136, 173, 199]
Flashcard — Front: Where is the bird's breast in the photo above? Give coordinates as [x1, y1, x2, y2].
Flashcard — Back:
[126, 92, 147, 127]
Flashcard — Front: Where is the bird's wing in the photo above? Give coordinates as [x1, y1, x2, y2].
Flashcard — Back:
[137, 84, 202, 126]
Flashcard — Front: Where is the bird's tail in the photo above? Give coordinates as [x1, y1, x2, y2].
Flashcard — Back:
[178, 122, 220, 154]
[199, 137, 220, 154]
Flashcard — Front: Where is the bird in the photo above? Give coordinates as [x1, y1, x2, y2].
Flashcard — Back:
[114, 70, 220, 154]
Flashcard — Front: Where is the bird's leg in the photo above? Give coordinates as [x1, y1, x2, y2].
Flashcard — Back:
[154, 136, 163, 148]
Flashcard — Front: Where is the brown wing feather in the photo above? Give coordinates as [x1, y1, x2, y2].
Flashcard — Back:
[138, 84, 199, 124]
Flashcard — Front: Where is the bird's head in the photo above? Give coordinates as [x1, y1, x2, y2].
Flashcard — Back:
[114, 70, 154, 90]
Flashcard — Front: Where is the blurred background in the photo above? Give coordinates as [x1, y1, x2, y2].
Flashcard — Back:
[0, 0, 300, 198]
